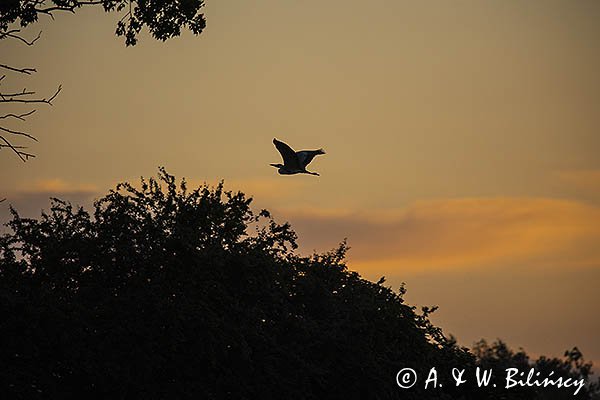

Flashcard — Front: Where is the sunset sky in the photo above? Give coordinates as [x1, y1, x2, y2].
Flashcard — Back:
[2, 1, 599, 370]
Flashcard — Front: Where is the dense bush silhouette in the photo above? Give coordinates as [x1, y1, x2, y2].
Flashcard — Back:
[0, 169, 597, 399]
[472, 340, 598, 400]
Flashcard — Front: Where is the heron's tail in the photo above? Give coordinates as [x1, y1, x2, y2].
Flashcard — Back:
[317, 148, 325, 154]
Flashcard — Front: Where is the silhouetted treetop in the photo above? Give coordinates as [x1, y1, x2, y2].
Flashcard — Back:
[0, 169, 597, 399]
[0, 168, 469, 398]
[1, 0, 207, 46]
[473, 340, 599, 400]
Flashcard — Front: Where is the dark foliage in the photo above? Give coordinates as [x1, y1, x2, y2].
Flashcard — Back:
[0, 169, 597, 399]
[0, 0, 206, 46]
[473, 339, 599, 400]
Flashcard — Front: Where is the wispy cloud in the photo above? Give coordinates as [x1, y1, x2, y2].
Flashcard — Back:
[15, 178, 100, 194]
[213, 178, 309, 203]
[279, 197, 600, 273]
[5, 176, 600, 277]
[149, 176, 309, 205]
[556, 169, 600, 194]
[1, 176, 311, 230]
[1, 179, 100, 224]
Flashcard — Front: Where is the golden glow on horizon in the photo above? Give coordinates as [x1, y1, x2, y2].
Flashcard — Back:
[278, 197, 600, 271]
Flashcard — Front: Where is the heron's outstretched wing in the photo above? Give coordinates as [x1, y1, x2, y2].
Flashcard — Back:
[273, 138, 300, 169]
[297, 149, 325, 168]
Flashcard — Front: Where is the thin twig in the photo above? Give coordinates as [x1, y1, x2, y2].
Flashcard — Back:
[0, 110, 36, 121]
[119, 10, 132, 23]
[47, 85, 62, 103]
[0, 64, 37, 75]
[0, 135, 33, 162]
[0, 126, 38, 141]
[0, 85, 61, 104]
[0, 29, 20, 40]
[1, 30, 42, 46]
[0, 144, 29, 149]
[0, 90, 37, 98]
[35, 1, 104, 15]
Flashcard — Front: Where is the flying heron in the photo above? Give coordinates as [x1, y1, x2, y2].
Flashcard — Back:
[270, 138, 325, 176]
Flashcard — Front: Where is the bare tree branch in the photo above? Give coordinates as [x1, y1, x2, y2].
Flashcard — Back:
[1, 89, 37, 98]
[1, 28, 61, 162]
[0, 64, 37, 75]
[0, 110, 36, 121]
[0, 29, 19, 40]
[0, 125, 38, 141]
[0, 135, 35, 161]
[1, 0, 206, 163]
[0, 30, 42, 46]
[35, 1, 104, 17]
[0, 85, 62, 104]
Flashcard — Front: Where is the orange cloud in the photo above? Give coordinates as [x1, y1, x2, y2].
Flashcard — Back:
[175, 177, 309, 204]
[1, 179, 101, 224]
[556, 169, 600, 194]
[279, 197, 600, 274]
[17, 179, 99, 194]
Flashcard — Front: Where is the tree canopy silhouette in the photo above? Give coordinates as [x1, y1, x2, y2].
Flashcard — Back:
[1, 0, 206, 46]
[472, 339, 598, 400]
[0, 169, 597, 399]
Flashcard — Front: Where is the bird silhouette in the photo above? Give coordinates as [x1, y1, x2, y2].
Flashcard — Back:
[270, 138, 325, 176]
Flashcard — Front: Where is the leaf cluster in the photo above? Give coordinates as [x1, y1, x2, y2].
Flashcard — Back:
[1, 0, 206, 46]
